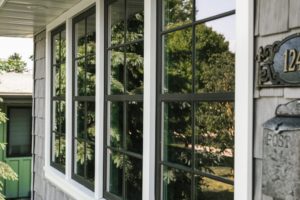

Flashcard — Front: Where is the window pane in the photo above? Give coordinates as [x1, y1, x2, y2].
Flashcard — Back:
[60, 63, 66, 95]
[125, 156, 142, 200]
[87, 102, 95, 141]
[75, 19, 86, 58]
[196, 0, 235, 20]
[163, 0, 193, 29]
[108, 102, 123, 148]
[163, 28, 193, 94]
[7, 108, 32, 157]
[86, 56, 96, 96]
[61, 30, 66, 63]
[52, 101, 65, 133]
[75, 101, 85, 139]
[52, 134, 66, 166]
[126, 101, 143, 154]
[127, 42, 144, 95]
[109, 48, 125, 94]
[86, 142, 95, 182]
[195, 16, 235, 93]
[162, 166, 192, 200]
[163, 102, 192, 167]
[52, 65, 60, 96]
[195, 102, 234, 177]
[127, 0, 144, 42]
[195, 176, 233, 200]
[52, 33, 60, 65]
[87, 14, 96, 55]
[107, 150, 123, 197]
[74, 139, 85, 177]
[75, 58, 85, 96]
[108, 0, 125, 46]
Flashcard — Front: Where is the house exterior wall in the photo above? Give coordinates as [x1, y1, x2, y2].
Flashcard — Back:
[254, 0, 300, 199]
[33, 30, 74, 200]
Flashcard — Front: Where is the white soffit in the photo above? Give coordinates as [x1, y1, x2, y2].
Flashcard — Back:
[0, 0, 81, 37]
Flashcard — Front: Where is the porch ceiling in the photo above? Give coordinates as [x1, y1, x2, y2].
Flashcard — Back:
[0, 0, 81, 37]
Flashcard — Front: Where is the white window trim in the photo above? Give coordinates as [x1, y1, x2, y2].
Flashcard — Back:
[44, 1, 104, 200]
[234, 0, 254, 200]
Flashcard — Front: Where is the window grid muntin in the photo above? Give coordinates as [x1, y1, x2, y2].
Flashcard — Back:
[72, 6, 96, 191]
[104, 0, 144, 199]
[50, 24, 66, 173]
[156, 1, 235, 199]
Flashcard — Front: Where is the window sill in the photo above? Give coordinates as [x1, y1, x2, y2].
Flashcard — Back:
[44, 166, 101, 200]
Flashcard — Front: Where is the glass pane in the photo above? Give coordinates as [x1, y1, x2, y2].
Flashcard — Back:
[196, 0, 235, 20]
[108, 0, 125, 46]
[163, 28, 193, 94]
[52, 33, 60, 65]
[60, 63, 66, 95]
[127, 0, 144, 42]
[108, 101, 123, 148]
[52, 101, 65, 133]
[195, 102, 234, 178]
[7, 108, 32, 157]
[86, 142, 95, 181]
[74, 139, 85, 177]
[75, 58, 85, 96]
[127, 42, 144, 95]
[87, 14, 96, 55]
[163, 0, 193, 30]
[75, 101, 85, 139]
[195, 176, 233, 200]
[86, 56, 96, 96]
[162, 166, 191, 200]
[87, 102, 95, 141]
[52, 65, 60, 96]
[61, 30, 66, 63]
[60, 135, 66, 165]
[126, 101, 143, 154]
[195, 16, 235, 93]
[52, 133, 60, 163]
[163, 102, 192, 167]
[125, 156, 142, 200]
[75, 19, 86, 58]
[109, 48, 125, 94]
[107, 150, 123, 197]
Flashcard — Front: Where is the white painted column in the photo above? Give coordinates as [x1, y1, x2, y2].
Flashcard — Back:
[142, 0, 157, 200]
[235, 0, 254, 199]
[95, 0, 105, 198]
[65, 18, 73, 180]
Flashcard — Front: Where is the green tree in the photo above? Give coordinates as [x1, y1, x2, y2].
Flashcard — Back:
[0, 53, 27, 73]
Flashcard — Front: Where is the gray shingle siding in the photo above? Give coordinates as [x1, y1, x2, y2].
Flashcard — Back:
[32, 30, 74, 200]
[254, 0, 300, 199]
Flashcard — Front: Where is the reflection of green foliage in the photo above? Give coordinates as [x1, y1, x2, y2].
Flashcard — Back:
[76, 141, 94, 165]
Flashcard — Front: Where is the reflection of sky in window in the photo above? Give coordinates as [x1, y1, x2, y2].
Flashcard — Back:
[205, 15, 236, 52]
[196, 0, 236, 52]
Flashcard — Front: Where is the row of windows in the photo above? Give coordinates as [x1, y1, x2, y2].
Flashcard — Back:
[49, 0, 235, 199]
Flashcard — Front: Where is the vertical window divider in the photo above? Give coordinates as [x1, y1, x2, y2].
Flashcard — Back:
[95, 0, 104, 198]
[143, 0, 157, 199]
[66, 18, 73, 181]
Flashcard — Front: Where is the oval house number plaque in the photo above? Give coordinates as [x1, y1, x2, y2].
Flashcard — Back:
[257, 33, 300, 87]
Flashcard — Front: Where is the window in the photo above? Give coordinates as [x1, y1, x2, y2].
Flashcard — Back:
[7, 107, 32, 157]
[72, 6, 96, 190]
[50, 24, 66, 172]
[104, 0, 144, 199]
[157, 0, 235, 199]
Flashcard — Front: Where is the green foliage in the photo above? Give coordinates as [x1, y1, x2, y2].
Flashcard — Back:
[0, 53, 27, 73]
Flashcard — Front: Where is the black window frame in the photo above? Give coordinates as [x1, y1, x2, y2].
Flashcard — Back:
[103, 0, 144, 199]
[155, 1, 236, 199]
[71, 5, 96, 191]
[7, 106, 32, 158]
[50, 23, 67, 173]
